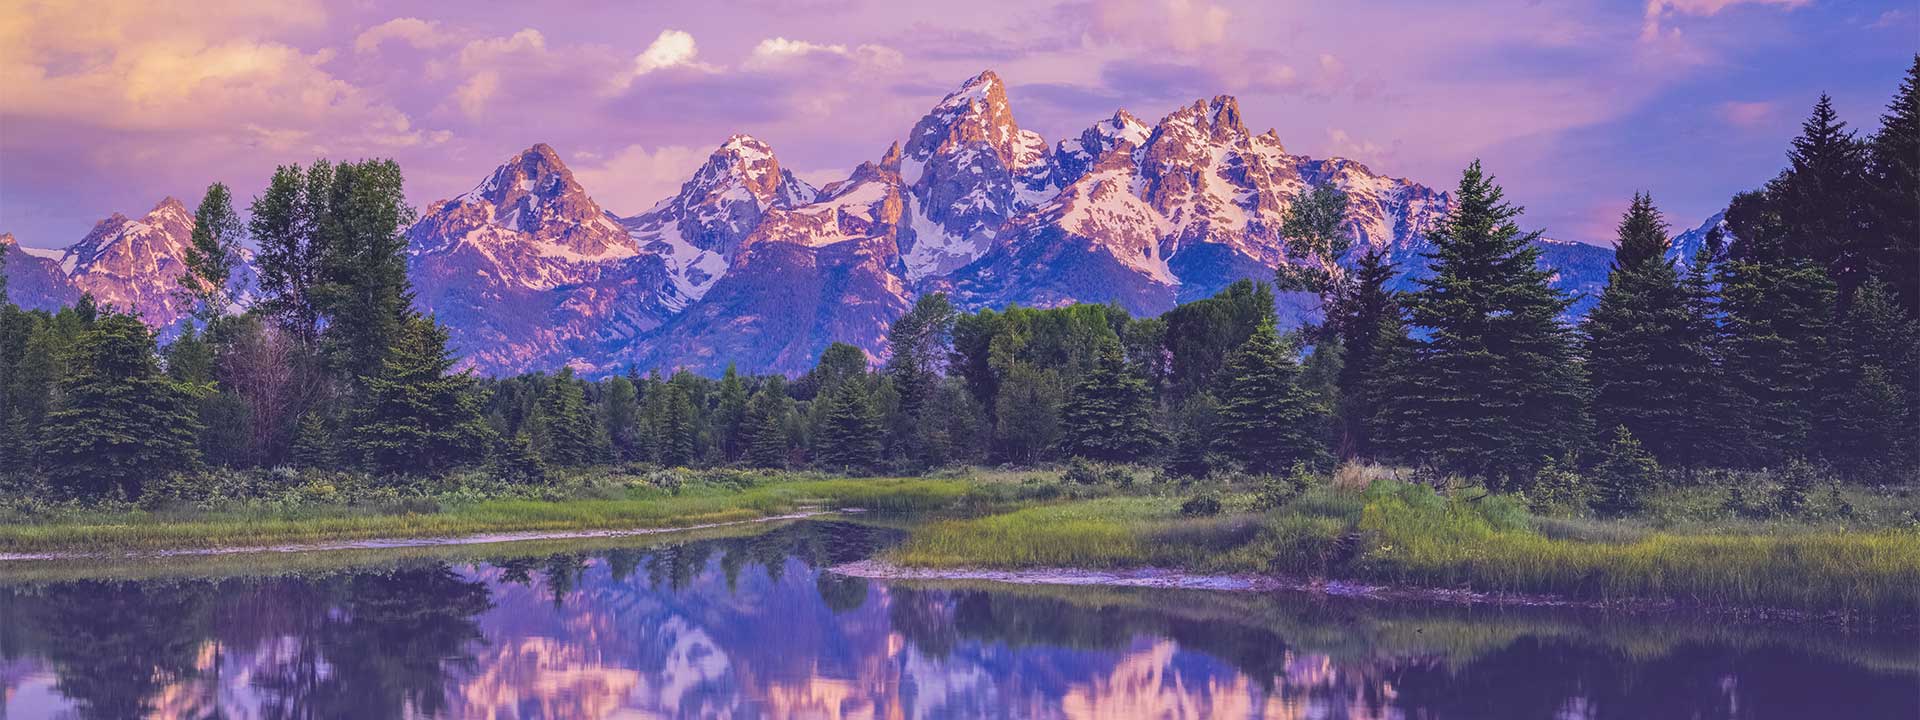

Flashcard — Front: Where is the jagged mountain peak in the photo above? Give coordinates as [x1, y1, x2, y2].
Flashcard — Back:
[671, 134, 817, 215]
[1156, 95, 1249, 143]
[459, 143, 588, 211]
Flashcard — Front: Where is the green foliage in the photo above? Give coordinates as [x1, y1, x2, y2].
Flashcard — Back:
[656, 383, 698, 468]
[176, 182, 243, 323]
[602, 376, 640, 461]
[741, 377, 791, 469]
[290, 412, 335, 469]
[1716, 257, 1837, 464]
[1275, 183, 1352, 297]
[1180, 492, 1224, 517]
[346, 315, 491, 476]
[1212, 321, 1325, 474]
[1584, 194, 1723, 468]
[535, 367, 596, 467]
[1590, 426, 1660, 516]
[1058, 340, 1159, 462]
[815, 382, 881, 472]
[1252, 463, 1314, 511]
[1774, 458, 1820, 516]
[1328, 249, 1398, 458]
[1527, 456, 1589, 517]
[1062, 458, 1132, 486]
[488, 433, 548, 486]
[1374, 161, 1585, 488]
[1159, 280, 1273, 400]
[38, 313, 203, 499]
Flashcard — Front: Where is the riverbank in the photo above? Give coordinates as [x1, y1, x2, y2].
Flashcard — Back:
[5, 467, 1914, 620]
[0, 472, 1011, 554]
[887, 480, 1920, 619]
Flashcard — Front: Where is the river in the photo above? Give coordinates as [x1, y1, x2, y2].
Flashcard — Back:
[1, 519, 1913, 719]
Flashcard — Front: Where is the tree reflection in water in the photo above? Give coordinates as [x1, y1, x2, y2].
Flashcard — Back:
[1, 521, 1914, 719]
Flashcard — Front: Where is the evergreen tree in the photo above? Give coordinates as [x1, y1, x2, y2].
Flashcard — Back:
[290, 412, 336, 468]
[1590, 425, 1659, 517]
[657, 384, 697, 468]
[488, 433, 548, 485]
[815, 382, 882, 472]
[1674, 246, 1737, 468]
[176, 182, 243, 323]
[38, 313, 202, 499]
[347, 315, 491, 476]
[713, 365, 748, 461]
[603, 376, 640, 461]
[1819, 279, 1919, 478]
[743, 381, 792, 469]
[1058, 340, 1159, 462]
[1717, 257, 1836, 465]
[1213, 321, 1325, 473]
[1863, 56, 1920, 314]
[885, 293, 958, 468]
[1727, 94, 1869, 288]
[1374, 162, 1586, 488]
[1583, 194, 1720, 468]
[1329, 249, 1398, 458]
[992, 362, 1063, 464]
[535, 367, 596, 467]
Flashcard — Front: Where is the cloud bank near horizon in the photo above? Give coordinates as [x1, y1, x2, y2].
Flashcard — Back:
[2, 0, 1912, 248]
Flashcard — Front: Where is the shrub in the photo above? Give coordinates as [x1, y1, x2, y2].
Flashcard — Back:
[1180, 491, 1224, 516]
[1774, 458, 1821, 516]
[1527, 456, 1589, 516]
[1062, 458, 1133, 486]
[645, 468, 690, 493]
[1591, 426, 1659, 516]
[1252, 462, 1314, 511]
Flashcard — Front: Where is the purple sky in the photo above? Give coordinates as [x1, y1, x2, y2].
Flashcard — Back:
[3, 0, 1914, 249]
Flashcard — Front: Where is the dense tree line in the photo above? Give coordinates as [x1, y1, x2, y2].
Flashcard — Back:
[0, 59, 1913, 503]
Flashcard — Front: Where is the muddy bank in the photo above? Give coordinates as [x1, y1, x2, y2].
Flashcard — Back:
[0, 510, 848, 564]
[830, 559, 1907, 628]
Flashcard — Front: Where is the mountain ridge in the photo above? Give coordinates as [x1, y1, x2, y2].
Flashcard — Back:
[7, 70, 1651, 376]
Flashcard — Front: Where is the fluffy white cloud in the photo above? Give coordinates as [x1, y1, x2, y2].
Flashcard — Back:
[745, 37, 904, 69]
[633, 29, 702, 75]
[1642, 0, 1810, 40]
[354, 17, 447, 54]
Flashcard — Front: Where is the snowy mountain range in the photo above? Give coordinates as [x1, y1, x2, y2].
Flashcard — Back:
[5, 70, 1707, 376]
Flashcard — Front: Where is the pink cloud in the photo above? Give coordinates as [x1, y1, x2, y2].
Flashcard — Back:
[1718, 100, 1779, 129]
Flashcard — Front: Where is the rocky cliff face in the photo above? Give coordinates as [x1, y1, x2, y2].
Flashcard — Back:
[616, 144, 915, 375]
[408, 143, 674, 374]
[3, 199, 253, 332]
[1, 233, 81, 311]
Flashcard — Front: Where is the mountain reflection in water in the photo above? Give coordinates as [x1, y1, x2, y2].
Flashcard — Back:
[0, 520, 1913, 719]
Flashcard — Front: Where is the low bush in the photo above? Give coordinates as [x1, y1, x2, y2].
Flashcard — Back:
[1181, 492, 1223, 517]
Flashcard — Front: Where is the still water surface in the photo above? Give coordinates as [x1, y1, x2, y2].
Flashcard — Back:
[1, 520, 1914, 719]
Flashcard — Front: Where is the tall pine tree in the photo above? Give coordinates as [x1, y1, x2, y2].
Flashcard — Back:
[1583, 194, 1719, 468]
[535, 367, 596, 467]
[1329, 249, 1398, 458]
[1716, 256, 1837, 466]
[1863, 56, 1920, 314]
[815, 382, 882, 472]
[38, 313, 202, 499]
[347, 315, 492, 476]
[1212, 321, 1325, 473]
[1058, 340, 1159, 462]
[1375, 161, 1585, 488]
